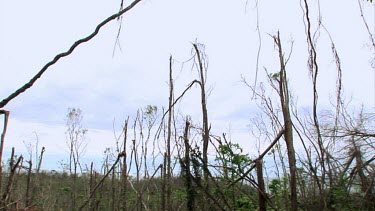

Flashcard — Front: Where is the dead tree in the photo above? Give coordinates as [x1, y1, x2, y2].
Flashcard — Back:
[25, 160, 32, 208]
[166, 56, 174, 211]
[192, 43, 210, 195]
[256, 159, 267, 211]
[273, 32, 298, 211]
[0, 110, 9, 204]
[181, 119, 195, 211]
[2, 148, 23, 210]
[121, 118, 129, 211]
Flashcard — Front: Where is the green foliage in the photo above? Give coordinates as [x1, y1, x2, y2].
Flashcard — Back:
[173, 188, 187, 201]
[268, 177, 288, 196]
[331, 186, 349, 210]
[60, 186, 71, 192]
[236, 195, 255, 211]
[270, 72, 280, 80]
[328, 176, 361, 211]
[145, 105, 157, 116]
[269, 177, 289, 210]
[144, 105, 158, 127]
[269, 178, 281, 195]
[191, 146, 203, 179]
[213, 142, 254, 209]
[215, 142, 251, 179]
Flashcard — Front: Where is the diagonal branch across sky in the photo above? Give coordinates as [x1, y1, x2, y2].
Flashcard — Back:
[0, 0, 143, 109]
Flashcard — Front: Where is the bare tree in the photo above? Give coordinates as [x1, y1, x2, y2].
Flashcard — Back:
[192, 43, 210, 193]
[273, 32, 298, 211]
[65, 107, 87, 209]
[0, 110, 9, 204]
[166, 56, 174, 211]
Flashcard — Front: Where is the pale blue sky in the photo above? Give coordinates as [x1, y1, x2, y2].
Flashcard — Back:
[0, 0, 374, 170]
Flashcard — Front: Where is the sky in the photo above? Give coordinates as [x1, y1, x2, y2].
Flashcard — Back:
[0, 0, 374, 171]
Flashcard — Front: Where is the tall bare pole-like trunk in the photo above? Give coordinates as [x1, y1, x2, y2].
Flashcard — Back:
[0, 110, 9, 203]
[121, 118, 129, 211]
[166, 56, 174, 211]
[192, 44, 210, 191]
[25, 160, 32, 207]
[274, 32, 298, 211]
[89, 162, 95, 211]
[161, 153, 167, 211]
[36, 147, 45, 174]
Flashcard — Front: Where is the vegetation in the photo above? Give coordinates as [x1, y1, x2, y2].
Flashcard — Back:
[1, 0, 375, 210]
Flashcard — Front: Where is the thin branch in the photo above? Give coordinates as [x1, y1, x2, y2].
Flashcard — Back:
[0, 0, 143, 108]
[155, 80, 201, 139]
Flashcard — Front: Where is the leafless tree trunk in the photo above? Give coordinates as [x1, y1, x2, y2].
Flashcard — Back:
[165, 56, 174, 211]
[256, 159, 267, 211]
[0, 110, 9, 202]
[121, 118, 129, 211]
[182, 119, 195, 211]
[25, 160, 32, 208]
[89, 162, 96, 211]
[161, 152, 166, 211]
[274, 32, 298, 211]
[192, 43, 210, 198]
[2, 148, 23, 210]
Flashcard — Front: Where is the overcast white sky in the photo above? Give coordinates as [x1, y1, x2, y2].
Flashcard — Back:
[0, 0, 374, 170]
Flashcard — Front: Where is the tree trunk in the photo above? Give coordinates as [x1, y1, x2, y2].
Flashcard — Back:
[183, 119, 195, 211]
[166, 56, 174, 211]
[256, 159, 267, 211]
[0, 110, 10, 205]
[121, 118, 129, 211]
[274, 32, 298, 211]
[25, 160, 32, 207]
[193, 43, 210, 197]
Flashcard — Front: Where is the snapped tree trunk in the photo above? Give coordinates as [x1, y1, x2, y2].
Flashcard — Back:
[256, 159, 267, 211]
[25, 160, 32, 207]
[121, 118, 129, 211]
[183, 119, 195, 211]
[166, 56, 174, 211]
[0, 110, 9, 204]
[192, 43, 210, 193]
[274, 32, 298, 211]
